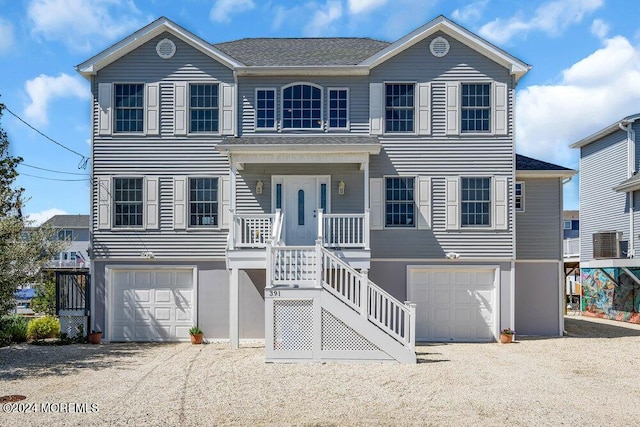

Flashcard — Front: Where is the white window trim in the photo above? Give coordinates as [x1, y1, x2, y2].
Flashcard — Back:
[563, 220, 572, 230]
[112, 176, 145, 231]
[460, 175, 492, 229]
[254, 87, 277, 131]
[460, 81, 492, 135]
[327, 87, 350, 131]
[383, 81, 417, 135]
[186, 176, 222, 230]
[113, 82, 146, 135]
[515, 181, 525, 212]
[383, 175, 417, 229]
[188, 82, 221, 135]
[280, 82, 324, 131]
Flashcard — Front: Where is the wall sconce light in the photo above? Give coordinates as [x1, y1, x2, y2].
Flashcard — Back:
[256, 180, 263, 195]
[338, 180, 345, 195]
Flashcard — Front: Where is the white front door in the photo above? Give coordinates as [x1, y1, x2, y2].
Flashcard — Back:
[284, 177, 319, 245]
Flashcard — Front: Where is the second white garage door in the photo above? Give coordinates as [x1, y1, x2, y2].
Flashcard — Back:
[109, 268, 195, 342]
[408, 267, 498, 342]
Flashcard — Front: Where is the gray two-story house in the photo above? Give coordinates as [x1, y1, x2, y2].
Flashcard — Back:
[571, 114, 640, 324]
[77, 16, 574, 362]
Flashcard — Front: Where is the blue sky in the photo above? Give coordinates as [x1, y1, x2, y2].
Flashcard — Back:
[1, 0, 638, 224]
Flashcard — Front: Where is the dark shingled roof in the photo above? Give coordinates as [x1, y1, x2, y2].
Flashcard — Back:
[221, 136, 380, 145]
[42, 214, 90, 228]
[213, 38, 390, 66]
[515, 154, 572, 171]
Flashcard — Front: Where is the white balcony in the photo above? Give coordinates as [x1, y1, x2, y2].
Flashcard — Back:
[563, 237, 580, 260]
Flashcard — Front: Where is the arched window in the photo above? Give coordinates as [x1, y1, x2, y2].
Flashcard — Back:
[282, 84, 322, 129]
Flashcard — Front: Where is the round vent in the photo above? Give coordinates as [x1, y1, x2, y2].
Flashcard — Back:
[156, 38, 176, 59]
[429, 36, 450, 58]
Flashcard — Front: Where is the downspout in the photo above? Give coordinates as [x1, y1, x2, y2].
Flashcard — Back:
[620, 121, 636, 257]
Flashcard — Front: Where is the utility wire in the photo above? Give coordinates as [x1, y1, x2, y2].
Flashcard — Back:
[19, 163, 90, 176]
[3, 105, 90, 169]
[19, 172, 89, 182]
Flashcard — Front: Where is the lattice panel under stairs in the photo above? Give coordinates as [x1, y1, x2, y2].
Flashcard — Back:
[321, 309, 380, 351]
[59, 315, 87, 338]
[273, 300, 314, 351]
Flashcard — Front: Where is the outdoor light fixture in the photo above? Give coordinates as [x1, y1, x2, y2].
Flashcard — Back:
[445, 252, 461, 260]
[256, 180, 264, 194]
[338, 180, 345, 195]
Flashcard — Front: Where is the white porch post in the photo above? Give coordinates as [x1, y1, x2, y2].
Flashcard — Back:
[229, 268, 239, 349]
[360, 268, 369, 317]
[230, 162, 237, 211]
[363, 161, 370, 209]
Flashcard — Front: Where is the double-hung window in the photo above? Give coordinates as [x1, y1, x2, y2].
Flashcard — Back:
[385, 177, 415, 227]
[328, 88, 348, 129]
[461, 177, 491, 227]
[114, 84, 144, 133]
[114, 178, 143, 228]
[461, 83, 490, 132]
[56, 230, 73, 241]
[282, 84, 322, 129]
[190, 84, 219, 133]
[189, 178, 218, 227]
[515, 182, 524, 212]
[385, 83, 414, 133]
[256, 89, 276, 129]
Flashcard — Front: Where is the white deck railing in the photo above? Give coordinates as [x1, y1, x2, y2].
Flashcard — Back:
[230, 210, 277, 248]
[267, 244, 319, 287]
[318, 209, 370, 249]
[564, 238, 580, 258]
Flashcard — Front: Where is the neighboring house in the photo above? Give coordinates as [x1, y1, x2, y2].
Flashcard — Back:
[563, 210, 580, 302]
[42, 215, 90, 271]
[571, 114, 640, 323]
[13, 288, 36, 316]
[77, 15, 573, 361]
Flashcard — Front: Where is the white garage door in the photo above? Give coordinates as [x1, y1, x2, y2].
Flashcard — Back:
[408, 267, 497, 342]
[110, 269, 194, 342]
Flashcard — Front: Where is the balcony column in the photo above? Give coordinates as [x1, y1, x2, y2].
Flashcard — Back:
[363, 161, 369, 209]
[230, 162, 237, 212]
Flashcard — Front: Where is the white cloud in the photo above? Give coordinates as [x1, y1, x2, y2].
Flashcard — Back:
[305, 0, 343, 37]
[28, 0, 146, 52]
[451, 0, 488, 24]
[26, 208, 68, 226]
[347, 0, 388, 15]
[24, 73, 90, 126]
[0, 17, 15, 53]
[516, 35, 640, 167]
[479, 0, 603, 44]
[210, 0, 255, 23]
[590, 18, 609, 39]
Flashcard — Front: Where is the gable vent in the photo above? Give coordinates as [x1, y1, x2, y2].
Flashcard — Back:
[593, 231, 622, 259]
[156, 38, 176, 59]
[429, 36, 450, 58]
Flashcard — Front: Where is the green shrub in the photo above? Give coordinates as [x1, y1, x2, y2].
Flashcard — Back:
[0, 315, 29, 343]
[27, 316, 60, 340]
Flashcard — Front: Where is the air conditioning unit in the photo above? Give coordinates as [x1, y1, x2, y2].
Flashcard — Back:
[593, 231, 623, 259]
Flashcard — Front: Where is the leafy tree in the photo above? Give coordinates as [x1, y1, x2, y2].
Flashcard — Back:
[31, 272, 56, 316]
[0, 102, 66, 315]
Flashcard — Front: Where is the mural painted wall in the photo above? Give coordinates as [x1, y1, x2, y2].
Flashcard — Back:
[581, 268, 640, 324]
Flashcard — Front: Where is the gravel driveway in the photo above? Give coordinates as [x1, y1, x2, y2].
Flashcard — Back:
[1, 315, 640, 426]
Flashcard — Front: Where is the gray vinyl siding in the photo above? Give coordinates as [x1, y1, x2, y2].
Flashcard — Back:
[237, 163, 365, 214]
[238, 76, 370, 134]
[515, 178, 562, 260]
[579, 129, 629, 261]
[368, 32, 514, 259]
[91, 32, 233, 260]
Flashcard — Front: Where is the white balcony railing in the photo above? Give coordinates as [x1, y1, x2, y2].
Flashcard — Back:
[230, 210, 277, 249]
[563, 238, 580, 258]
[318, 209, 370, 249]
[45, 260, 87, 269]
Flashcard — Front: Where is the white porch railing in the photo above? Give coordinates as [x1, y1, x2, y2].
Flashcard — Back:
[230, 210, 279, 249]
[564, 238, 580, 257]
[318, 209, 370, 249]
[267, 243, 319, 287]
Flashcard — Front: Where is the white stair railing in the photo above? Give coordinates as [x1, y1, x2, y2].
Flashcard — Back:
[320, 246, 415, 349]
